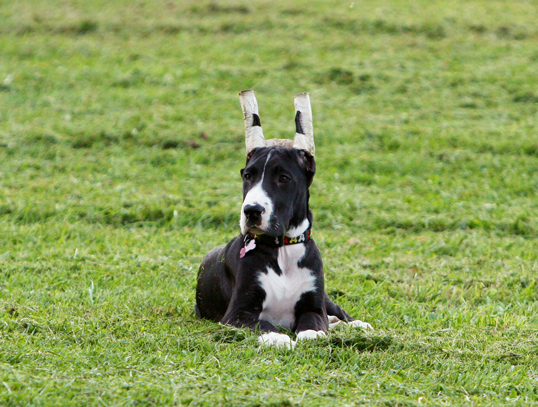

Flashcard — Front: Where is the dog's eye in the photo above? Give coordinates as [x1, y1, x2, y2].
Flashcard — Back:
[279, 175, 290, 183]
[244, 173, 251, 181]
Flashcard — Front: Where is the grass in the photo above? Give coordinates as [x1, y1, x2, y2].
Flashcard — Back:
[1, 0, 538, 405]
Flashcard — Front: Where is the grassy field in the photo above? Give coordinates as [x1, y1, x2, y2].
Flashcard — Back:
[1, 0, 538, 405]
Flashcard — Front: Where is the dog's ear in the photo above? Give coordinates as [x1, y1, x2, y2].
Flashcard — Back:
[241, 152, 254, 177]
[245, 147, 258, 165]
[240, 90, 266, 154]
[298, 150, 316, 186]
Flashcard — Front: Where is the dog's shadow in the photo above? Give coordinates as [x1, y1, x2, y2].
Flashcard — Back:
[325, 330, 392, 351]
[211, 325, 392, 352]
[212, 326, 251, 343]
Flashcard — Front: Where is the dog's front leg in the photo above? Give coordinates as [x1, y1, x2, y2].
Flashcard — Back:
[221, 285, 296, 349]
[295, 311, 329, 341]
[293, 289, 329, 341]
[221, 307, 274, 332]
[223, 309, 296, 349]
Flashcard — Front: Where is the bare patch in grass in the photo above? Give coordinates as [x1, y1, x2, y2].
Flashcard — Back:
[71, 131, 119, 149]
[513, 92, 538, 104]
[190, 2, 250, 15]
[316, 68, 376, 94]
[324, 17, 446, 39]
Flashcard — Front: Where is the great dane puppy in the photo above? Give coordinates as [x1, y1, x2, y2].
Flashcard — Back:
[196, 91, 371, 348]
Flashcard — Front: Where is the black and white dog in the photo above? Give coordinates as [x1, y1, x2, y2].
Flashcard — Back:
[196, 91, 371, 348]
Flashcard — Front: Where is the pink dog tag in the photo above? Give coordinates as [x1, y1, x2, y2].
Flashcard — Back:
[239, 239, 256, 258]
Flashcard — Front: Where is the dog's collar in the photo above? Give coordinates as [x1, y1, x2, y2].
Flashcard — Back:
[247, 228, 311, 247]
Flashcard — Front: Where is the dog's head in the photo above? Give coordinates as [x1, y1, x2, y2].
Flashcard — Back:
[238, 91, 316, 237]
[240, 146, 315, 236]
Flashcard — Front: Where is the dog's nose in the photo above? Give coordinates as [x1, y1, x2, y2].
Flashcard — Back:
[244, 204, 265, 223]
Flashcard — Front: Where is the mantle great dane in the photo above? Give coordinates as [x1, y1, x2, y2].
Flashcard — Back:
[196, 91, 371, 348]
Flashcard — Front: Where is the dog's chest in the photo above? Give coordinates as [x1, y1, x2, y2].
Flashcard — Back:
[258, 244, 316, 329]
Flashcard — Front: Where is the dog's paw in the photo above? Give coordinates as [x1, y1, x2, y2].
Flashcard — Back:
[349, 320, 373, 330]
[296, 330, 327, 341]
[328, 315, 344, 329]
[328, 316, 373, 330]
[258, 332, 296, 349]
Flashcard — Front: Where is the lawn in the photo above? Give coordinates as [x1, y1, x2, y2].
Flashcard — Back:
[1, 0, 538, 405]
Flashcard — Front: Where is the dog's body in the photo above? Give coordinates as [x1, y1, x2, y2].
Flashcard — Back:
[196, 91, 370, 347]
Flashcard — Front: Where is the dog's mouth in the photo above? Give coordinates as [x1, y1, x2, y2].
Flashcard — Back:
[244, 217, 266, 234]
[246, 226, 264, 234]
[242, 203, 266, 234]
[242, 218, 273, 236]
[244, 218, 285, 237]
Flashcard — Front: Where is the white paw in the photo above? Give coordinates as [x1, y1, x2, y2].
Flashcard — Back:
[327, 316, 373, 330]
[296, 330, 327, 341]
[258, 332, 296, 349]
[349, 320, 373, 330]
[328, 315, 344, 329]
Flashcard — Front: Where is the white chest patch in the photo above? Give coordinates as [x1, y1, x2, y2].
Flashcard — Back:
[258, 244, 317, 330]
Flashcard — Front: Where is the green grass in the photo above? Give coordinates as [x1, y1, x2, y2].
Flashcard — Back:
[1, 0, 538, 405]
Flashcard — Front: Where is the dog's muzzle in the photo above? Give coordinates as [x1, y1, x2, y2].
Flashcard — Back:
[243, 204, 265, 227]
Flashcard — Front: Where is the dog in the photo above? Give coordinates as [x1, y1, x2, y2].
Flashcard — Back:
[195, 91, 371, 348]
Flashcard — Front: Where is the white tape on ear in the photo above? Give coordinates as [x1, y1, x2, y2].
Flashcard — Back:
[239, 90, 266, 154]
[292, 93, 314, 156]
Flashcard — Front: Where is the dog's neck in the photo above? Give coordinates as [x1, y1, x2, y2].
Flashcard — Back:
[285, 218, 310, 238]
[245, 222, 312, 248]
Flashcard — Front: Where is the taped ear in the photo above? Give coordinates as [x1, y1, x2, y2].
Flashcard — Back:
[298, 150, 316, 186]
[240, 90, 265, 154]
[240, 90, 315, 156]
[292, 93, 315, 156]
